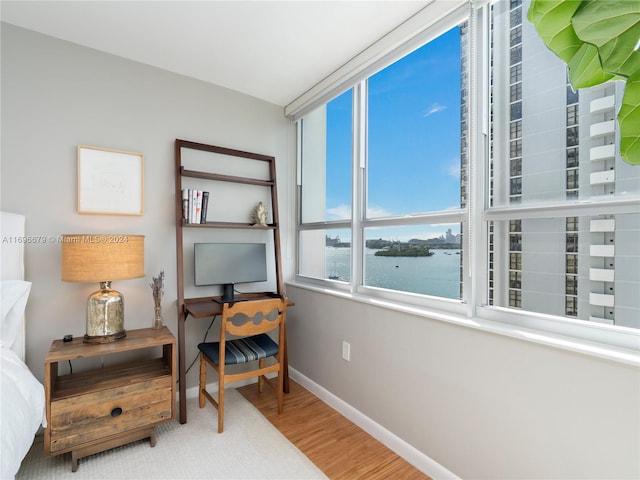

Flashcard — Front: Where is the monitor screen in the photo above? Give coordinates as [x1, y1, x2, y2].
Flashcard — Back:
[194, 243, 267, 302]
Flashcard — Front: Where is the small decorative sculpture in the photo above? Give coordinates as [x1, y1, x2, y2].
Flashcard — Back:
[252, 201, 268, 226]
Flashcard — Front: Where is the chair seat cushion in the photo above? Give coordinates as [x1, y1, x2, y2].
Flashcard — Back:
[198, 333, 278, 365]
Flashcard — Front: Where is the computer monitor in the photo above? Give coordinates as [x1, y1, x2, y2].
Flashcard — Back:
[194, 242, 268, 303]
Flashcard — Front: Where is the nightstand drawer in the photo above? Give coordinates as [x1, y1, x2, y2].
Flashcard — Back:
[49, 376, 172, 453]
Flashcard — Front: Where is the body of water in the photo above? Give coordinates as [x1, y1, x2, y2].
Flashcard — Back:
[326, 247, 461, 299]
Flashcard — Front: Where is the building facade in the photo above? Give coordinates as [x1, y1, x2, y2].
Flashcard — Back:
[487, 0, 639, 329]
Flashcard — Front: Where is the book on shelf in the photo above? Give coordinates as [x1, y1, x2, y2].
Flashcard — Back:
[182, 189, 209, 224]
[195, 190, 202, 224]
[200, 191, 209, 224]
[182, 189, 189, 221]
[190, 190, 197, 224]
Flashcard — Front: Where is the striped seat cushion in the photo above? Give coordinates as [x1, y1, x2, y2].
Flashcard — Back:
[198, 334, 279, 365]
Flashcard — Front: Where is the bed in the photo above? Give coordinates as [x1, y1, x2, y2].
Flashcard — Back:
[1, 212, 46, 479]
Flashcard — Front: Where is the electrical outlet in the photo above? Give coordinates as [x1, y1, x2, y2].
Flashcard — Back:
[342, 341, 351, 361]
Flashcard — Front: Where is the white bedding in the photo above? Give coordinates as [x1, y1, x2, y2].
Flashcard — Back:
[1, 346, 46, 479]
[1, 212, 45, 479]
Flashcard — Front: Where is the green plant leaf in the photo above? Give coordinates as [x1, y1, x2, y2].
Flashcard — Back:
[619, 70, 640, 165]
[572, 0, 640, 78]
[527, 0, 611, 88]
[527, 0, 583, 63]
[567, 42, 614, 88]
[528, 0, 639, 165]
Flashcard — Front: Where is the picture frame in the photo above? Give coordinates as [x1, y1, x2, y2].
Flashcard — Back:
[77, 145, 144, 215]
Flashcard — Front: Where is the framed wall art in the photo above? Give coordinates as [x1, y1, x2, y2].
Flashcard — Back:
[77, 145, 144, 215]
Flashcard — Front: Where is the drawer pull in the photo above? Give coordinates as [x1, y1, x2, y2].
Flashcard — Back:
[111, 407, 123, 417]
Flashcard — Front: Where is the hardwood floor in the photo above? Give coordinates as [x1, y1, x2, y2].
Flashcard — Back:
[237, 380, 429, 480]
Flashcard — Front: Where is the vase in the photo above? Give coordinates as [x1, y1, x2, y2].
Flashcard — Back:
[152, 305, 164, 329]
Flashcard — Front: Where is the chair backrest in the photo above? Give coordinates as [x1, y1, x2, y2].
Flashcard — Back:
[221, 297, 286, 338]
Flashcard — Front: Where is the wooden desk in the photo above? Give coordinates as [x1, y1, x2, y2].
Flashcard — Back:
[177, 293, 293, 424]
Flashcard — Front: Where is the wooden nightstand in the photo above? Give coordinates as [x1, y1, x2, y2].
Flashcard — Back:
[44, 327, 176, 472]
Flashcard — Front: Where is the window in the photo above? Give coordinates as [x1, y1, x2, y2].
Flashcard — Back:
[297, 91, 353, 282]
[510, 83, 522, 103]
[566, 232, 579, 253]
[300, 90, 352, 224]
[566, 296, 578, 316]
[510, 5, 522, 25]
[510, 177, 522, 196]
[566, 104, 578, 126]
[509, 289, 522, 308]
[509, 271, 522, 289]
[566, 254, 578, 274]
[566, 147, 579, 168]
[510, 158, 522, 176]
[366, 29, 462, 219]
[566, 276, 578, 295]
[509, 252, 522, 270]
[485, 0, 639, 335]
[510, 25, 522, 46]
[297, 23, 465, 303]
[566, 126, 579, 147]
[566, 169, 579, 190]
[510, 139, 522, 158]
[567, 85, 579, 105]
[510, 101, 522, 120]
[510, 63, 522, 83]
[509, 234, 522, 252]
[510, 121, 522, 140]
[294, 0, 640, 356]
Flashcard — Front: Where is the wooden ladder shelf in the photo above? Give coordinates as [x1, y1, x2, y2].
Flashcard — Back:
[174, 139, 284, 424]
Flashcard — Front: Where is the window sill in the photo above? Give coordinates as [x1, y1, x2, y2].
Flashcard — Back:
[286, 280, 640, 367]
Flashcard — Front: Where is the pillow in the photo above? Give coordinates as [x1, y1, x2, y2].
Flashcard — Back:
[0, 280, 31, 349]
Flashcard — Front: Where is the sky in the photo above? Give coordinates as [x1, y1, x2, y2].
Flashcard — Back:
[324, 26, 463, 241]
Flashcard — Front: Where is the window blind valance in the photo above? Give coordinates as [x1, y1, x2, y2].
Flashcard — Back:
[284, 0, 468, 122]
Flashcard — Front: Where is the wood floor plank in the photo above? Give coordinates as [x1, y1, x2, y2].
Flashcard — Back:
[238, 380, 429, 480]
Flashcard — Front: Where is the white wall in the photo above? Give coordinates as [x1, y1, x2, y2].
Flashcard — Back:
[0, 23, 292, 388]
[286, 285, 640, 479]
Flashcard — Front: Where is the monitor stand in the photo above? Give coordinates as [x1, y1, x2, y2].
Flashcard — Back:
[213, 283, 247, 304]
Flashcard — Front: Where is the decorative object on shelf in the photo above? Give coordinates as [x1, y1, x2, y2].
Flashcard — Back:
[77, 145, 144, 215]
[252, 201, 268, 226]
[150, 270, 165, 329]
[61, 234, 145, 343]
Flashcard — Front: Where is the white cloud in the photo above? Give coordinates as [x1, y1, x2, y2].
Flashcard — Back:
[366, 205, 393, 218]
[327, 204, 393, 220]
[446, 158, 461, 178]
[326, 204, 351, 220]
[424, 102, 447, 117]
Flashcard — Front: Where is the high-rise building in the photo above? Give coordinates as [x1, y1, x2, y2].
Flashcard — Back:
[485, 0, 639, 328]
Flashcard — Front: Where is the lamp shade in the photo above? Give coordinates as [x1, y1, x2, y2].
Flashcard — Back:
[61, 234, 144, 282]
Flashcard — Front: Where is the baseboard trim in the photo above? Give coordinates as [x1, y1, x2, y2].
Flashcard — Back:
[289, 367, 460, 480]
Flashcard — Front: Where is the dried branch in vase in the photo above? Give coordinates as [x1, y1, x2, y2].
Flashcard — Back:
[150, 270, 165, 308]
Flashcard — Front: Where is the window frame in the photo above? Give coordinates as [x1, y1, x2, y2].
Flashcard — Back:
[292, 1, 640, 364]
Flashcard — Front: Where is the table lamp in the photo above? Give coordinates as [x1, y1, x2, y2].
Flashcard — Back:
[61, 234, 144, 343]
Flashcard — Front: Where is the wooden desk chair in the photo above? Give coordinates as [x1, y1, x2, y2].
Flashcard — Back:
[197, 297, 287, 433]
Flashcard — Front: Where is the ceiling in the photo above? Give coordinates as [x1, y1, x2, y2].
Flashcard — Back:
[1, 1, 430, 107]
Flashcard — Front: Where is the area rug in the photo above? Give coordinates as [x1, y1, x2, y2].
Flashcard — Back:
[16, 388, 327, 479]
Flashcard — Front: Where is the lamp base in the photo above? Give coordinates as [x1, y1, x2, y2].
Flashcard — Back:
[84, 281, 127, 343]
[84, 330, 127, 344]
